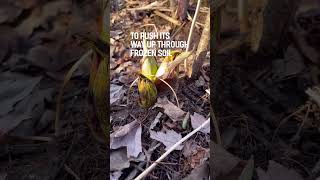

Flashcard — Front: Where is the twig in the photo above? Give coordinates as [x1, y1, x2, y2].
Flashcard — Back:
[134, 118, 210, 180]
[139, 24, 159, 34]
[127, 1, 167, 11]
[170, 22, 187, 40]
[185, 0, 201, 72]
[154, 10, 181, 26]
[187, 12, 202, 29]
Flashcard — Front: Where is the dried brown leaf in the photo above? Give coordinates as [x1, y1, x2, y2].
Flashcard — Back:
[150, 129, 183, 150]
[154, 97, 186, 122]
[110, 120, 142, 158]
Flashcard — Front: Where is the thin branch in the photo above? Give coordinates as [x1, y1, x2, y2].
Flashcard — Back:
[134, 118, 210, 180]
[184, 0, 201, 72]
[154, 10, 181, 26]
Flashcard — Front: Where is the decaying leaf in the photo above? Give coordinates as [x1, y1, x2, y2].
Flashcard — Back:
[110, 84, 126, 105]
[150, 128, 183, 150]
[189, 148, 209, 168]
[110, 148, 146, 172]
[110, 148, 131, 171]
[154, 97, 186, 122]
[0, 73, 42, 116]
[182, 140, 199, 157]
[110, 120, 142, 157]
[257, 161, 304, 180]
[190, 113, 210, 134]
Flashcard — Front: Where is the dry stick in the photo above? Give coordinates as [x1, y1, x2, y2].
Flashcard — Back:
[185, 0, 201, 73]
[134, 118, 210, 180]
[187, 12, 202, 29]
[127, 1, 167, 11]
[154, 10, 181, 26]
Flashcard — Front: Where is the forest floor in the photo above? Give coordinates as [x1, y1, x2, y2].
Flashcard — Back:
[110, 0, 210, 179]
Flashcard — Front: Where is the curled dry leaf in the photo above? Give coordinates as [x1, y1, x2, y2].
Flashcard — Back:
[154, 97, 186, 122]
[150, 129, 183, 150]
[110, 148, 146, 173]
[110, 120, 142, 158]
[191, 113, 210, 134]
